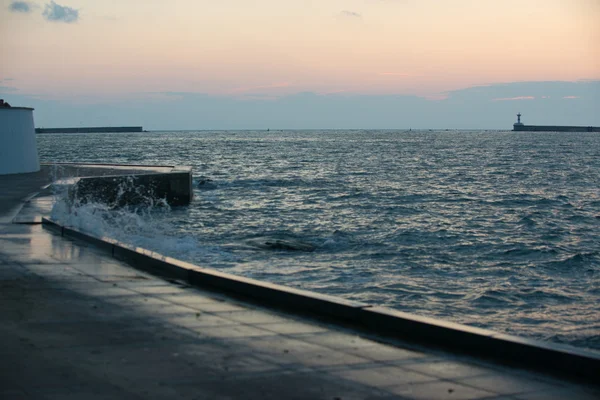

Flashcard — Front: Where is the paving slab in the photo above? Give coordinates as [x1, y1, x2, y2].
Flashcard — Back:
[1, 223, 599, 399]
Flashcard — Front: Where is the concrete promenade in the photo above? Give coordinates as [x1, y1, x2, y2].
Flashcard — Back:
[1, 170, 599, 399]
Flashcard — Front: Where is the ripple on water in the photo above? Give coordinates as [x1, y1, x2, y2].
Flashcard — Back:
[38, 130, 600, 351]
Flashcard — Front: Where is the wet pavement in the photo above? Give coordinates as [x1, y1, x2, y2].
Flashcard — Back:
[1, 170, 599, 399]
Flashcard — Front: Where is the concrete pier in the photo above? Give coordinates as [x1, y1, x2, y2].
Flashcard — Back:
[36, 126, 143, 134]
[512, 113, 600, 132]
[2, 163, 192, 224]
[513, 124, 600, 132]
[69, 166, 193, 207]
[1, 167, 599, 399]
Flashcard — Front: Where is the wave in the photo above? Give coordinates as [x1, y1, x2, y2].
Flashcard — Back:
[541, 252, 600, 270]
[49, 178, 237, 268]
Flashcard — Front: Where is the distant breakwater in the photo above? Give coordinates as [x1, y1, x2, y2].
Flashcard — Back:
[36, 126, 143, 134]
[513, 124, 600, 132]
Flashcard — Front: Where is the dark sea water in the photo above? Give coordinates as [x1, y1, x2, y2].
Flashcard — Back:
[37, 130, 600, 351]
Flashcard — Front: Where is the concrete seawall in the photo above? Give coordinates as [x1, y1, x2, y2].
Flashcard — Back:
[3, 163, 192, 224]
[513, 124, 600, 132]
[70, 167, 193, 207]
[36, 126, 143, 133]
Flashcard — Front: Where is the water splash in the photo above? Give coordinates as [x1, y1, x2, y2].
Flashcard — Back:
[48, 173, 228, 264]
[52, 173, 167, 233]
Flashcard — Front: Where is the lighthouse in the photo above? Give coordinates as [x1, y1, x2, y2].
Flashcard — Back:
[513, 112, 524, 130]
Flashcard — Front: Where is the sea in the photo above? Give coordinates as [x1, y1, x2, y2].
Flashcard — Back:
[37, 129, 600, 352]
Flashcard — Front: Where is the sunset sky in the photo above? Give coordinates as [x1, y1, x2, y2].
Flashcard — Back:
[1, 0, 599, 129]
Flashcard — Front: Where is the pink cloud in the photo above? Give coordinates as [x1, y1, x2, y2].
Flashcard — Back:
[563, 95, 579, 99]
[492, 96, 535, 101]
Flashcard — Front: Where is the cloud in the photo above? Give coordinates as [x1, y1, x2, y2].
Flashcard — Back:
[563, 96, 580, 99]
[42, 1, 79, 23]
[492, 96, 535, 101]
[9, 1, 32, 13]
[7, 80, 599, 130]
[340, 10, 362, 18]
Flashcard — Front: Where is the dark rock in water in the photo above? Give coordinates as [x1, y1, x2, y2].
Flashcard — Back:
[246, 237, 316, 252]
[264, 240, 316, 252]
[197, 177, 217, 190]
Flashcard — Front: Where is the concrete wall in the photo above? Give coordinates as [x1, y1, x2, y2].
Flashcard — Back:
[0, 107, 40, 175]
[70, 170, 193, 207]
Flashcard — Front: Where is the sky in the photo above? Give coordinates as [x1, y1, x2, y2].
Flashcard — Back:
[1, 0, 599, 129]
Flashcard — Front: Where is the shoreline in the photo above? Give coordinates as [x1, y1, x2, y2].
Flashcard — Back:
[2, 163, 599, 397]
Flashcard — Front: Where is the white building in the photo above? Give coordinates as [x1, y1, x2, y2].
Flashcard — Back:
[0, 106, 40, 175]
